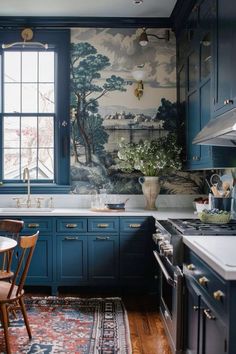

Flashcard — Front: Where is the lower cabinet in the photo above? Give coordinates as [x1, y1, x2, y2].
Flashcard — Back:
[120, 234, 148, 281]
[185, 278, 227, 354]
[184, 249, 229, 354]
[4, 215, 154, 293]
[88, 235, 119, 283]
[26, 235, 53, 284]
[56, 235, 88, 283]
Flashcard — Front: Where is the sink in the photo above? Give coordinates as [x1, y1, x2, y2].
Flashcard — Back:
[0, 208, 54, 212]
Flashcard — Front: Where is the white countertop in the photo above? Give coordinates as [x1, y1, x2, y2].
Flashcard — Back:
[183, 236, 236, 280]
[0, 207, 196, 218]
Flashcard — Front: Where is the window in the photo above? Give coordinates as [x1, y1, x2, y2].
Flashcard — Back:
[0, 30, 70, 193]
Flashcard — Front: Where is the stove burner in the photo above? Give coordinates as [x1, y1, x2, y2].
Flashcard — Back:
[168, 219, 236, 235]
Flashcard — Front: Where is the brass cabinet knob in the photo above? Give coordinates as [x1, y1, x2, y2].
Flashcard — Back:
[213, 290, 224, 301]
[193, 305, 199, 311]
[198, 276, 209, 286]
[187, 263, 195, 271]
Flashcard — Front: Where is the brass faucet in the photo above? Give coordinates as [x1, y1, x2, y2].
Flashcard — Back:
[23, 167, 31, 207]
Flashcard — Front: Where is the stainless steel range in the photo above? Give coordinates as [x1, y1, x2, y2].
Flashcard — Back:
[153, 218, 236, 354]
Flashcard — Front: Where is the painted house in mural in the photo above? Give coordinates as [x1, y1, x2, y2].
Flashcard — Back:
[70, 28, 205, 195]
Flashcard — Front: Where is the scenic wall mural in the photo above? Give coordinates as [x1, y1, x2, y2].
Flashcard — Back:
[70, 28, 205, 195]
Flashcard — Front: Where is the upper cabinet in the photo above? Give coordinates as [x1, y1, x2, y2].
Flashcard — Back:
[177, 0, 236, 170]
[213, 0, 236, 116]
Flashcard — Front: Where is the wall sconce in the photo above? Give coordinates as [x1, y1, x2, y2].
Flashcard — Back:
[2, 28, 48, 49]
[138, 28, 170, 47]
[132, 66, 146, 100]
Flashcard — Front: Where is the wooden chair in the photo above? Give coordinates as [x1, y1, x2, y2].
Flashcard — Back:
[0, 231, 39, 354]
[0, 219, 24, 280]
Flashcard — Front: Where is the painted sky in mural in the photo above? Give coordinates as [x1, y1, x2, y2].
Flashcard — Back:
[70, 28, 204, 195]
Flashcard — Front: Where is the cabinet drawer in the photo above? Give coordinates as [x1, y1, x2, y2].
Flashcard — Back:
[120, 217, 151, 233]
[88, 217, 119, 233]
[56, 218, 87, 233]
[23, 217, 53, 233]
[184, 250, 228, 311]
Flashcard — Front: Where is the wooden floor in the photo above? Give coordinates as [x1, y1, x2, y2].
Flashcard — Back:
[25, 287, 172, 354]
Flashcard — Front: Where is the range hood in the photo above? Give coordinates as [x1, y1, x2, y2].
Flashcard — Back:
[193, 108, 236, 147]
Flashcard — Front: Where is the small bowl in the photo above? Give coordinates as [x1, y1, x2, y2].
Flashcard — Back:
[105, 203, 125, 210]
[195, 202, 209, 213]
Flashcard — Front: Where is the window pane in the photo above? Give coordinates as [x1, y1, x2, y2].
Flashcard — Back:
[3, 48, 55, 182]
[22, 52, 37, 82]
[3, 116, 20, 148]
[39, 84, 54, 113]
[38, 117, 54, 147]
[21, 149, 37, 179]
[4, 83, 21, 112]
[38, 148, 54, 179]
[22, 83, 37, 112]
[21, 116, 37, 148]
[3, 149, 20, 180]
[4, 52, 21, 82]
[39, 52, 54, 82]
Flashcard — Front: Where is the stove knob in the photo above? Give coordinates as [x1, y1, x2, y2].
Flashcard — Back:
[163, 247, 173, 257]
[199, 276, 209, 286]
[153, 233, 164, 241]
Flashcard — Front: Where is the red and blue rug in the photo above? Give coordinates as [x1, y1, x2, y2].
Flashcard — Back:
[0, 297, 132, 354]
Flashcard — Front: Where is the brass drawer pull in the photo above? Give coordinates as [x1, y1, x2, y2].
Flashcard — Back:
[96, 236, 110, 240]
[129, 224, 141, 228]
[213, 290, 224, 301]
[28, 223, 40, 228]
[198, 276, 209, 286]
[187, 264, 195, 271]
[97, 224, 109, 228]
[203, 309, 215, 320]
[65, 224, 78, 228]
[64, 236, 79, 240]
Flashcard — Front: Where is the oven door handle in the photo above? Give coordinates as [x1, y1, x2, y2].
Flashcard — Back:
[153, 250, 177, 288]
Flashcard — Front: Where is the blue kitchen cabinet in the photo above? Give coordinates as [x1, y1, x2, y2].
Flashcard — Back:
[88, 235, 119, 283]
[177, 0, 236, 170]
[0, 215, 155, 292]
[26, 235, 53, 283]
[213, 0, 236, 116]
[56, 234, 88, 283]
[22, 217, 53, 284]
[119, 217, 154, 283]
[184, 248, 230, 353]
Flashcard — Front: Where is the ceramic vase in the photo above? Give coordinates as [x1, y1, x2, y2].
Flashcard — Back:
[138, 176, 160, 210]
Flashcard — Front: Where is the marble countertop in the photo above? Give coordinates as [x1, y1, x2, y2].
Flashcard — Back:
[0, 207, 196, 218]
[183, 236, 236, 280]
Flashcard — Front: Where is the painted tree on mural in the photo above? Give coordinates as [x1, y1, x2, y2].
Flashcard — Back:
[71, 42, 127, 165]
[155, 98, 177, 132]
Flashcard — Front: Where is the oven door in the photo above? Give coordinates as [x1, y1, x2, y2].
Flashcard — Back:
[153, 250, 183, 354]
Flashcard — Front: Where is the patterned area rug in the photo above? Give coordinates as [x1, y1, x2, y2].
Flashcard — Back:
[0, 297, 132, 354]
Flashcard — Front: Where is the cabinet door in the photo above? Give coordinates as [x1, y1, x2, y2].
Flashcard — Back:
[26, 235, 53, 283]
[187, 90, 201, 163]
[214, 0, 234, 113]
[201, 297, 227, 354]
[185, 280, 201, 354]
[56, 235, 87, 282]
[120, 234, 148, 281]
[88, 235, 119, 283]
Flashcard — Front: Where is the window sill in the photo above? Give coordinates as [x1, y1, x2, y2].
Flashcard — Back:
[0, 184, 71, 194]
